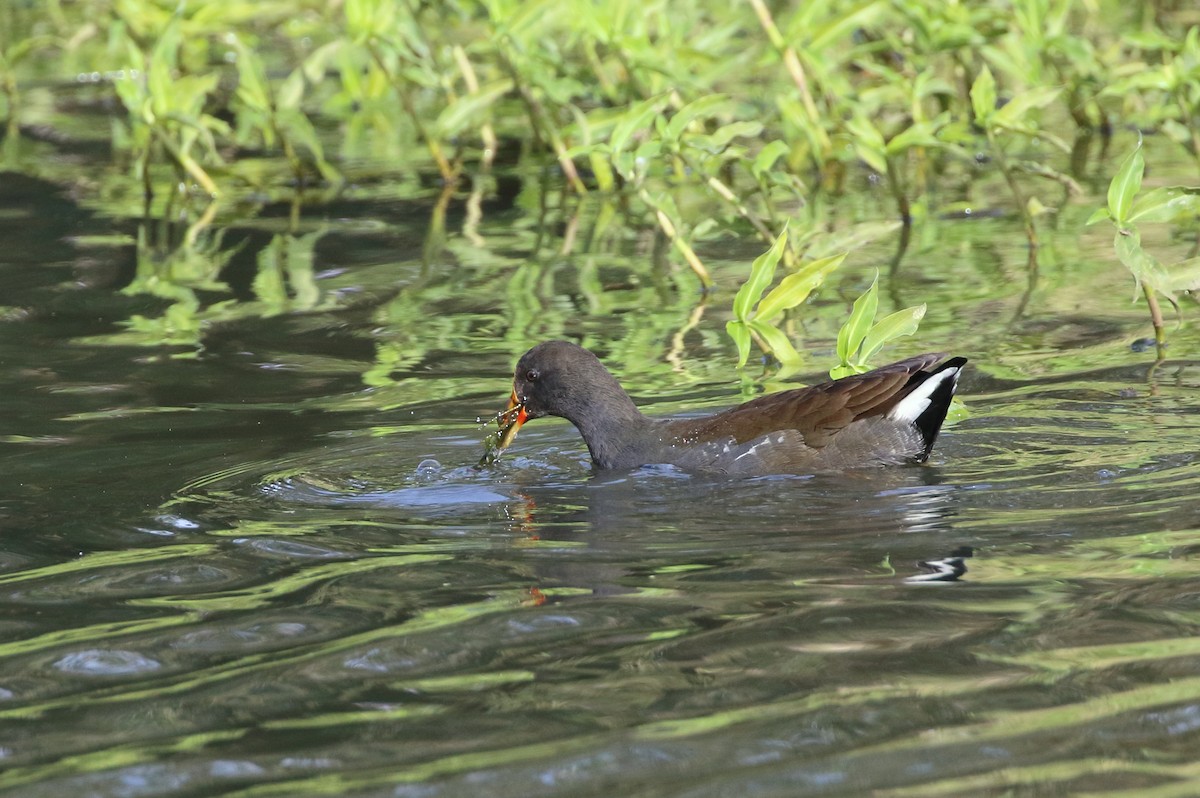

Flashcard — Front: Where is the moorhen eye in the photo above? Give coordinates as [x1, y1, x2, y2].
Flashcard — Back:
[525, 369, 540, 382]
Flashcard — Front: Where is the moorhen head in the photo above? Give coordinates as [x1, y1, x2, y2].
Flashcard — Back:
[496, 340, 967, 476]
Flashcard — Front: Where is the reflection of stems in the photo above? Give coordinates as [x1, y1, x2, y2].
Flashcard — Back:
[560, 206, 580, 255]
[151, 127, 219, 197]
[463, 173, 486, 247]
[424, 182, 454, 266]
[183, 200, 220, 248]
[889, 221, 912, 275]
[986, 127, 1037, 254]
[666, 301, 707, 371]
[885, 158, 911, 226]
[288, 192, 301, 232]
[1011, 246, 1039, 321]
[139, 145, 154, 212]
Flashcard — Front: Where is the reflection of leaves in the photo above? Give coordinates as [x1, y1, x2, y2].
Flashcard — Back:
[254, 232, 327, 314]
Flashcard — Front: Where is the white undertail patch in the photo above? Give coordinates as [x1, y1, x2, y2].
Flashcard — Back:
[887, 365, 962, 424]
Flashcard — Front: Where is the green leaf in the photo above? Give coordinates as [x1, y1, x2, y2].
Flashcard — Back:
[704, 121, 765, 150]
[752, 140, 791, 179]
[991, 86, 1061, 129]
[5, 34, 56, 65]
[281, 110, 336, 179]
[1115, 230, 1172, 301]
[303, 41, 342, 84]
[1169, 257, 1200, 294]
[1127, 186, 1200, 224]
[233, 40, 271, 113]
[885, 117, 945, 155]
[802, 0, 890, 53]
[147, 23, 182, 118]
[829, 363, 858, 379]
[726, 320, 752, 367]
[858, 304, 926, 363]
[748, 319, 803, 366]
[970, 65, 997, 123]
[663, 94, 730, 144]
[1107, 142, 1144, 225]
[732, 226, 788, 322]
[846, 115, 887, 173]
[434, 79, 514, 137]
[588, 151, 615, 192]
[837, 272, 880, 363]
[754, 253, 846, 322]
[1085, 207, 1111, 226]
[278, 70, 306, 112]
[609, 96, 667, 156]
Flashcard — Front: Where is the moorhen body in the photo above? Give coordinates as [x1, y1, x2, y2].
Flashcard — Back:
[496, 341, 966, 476]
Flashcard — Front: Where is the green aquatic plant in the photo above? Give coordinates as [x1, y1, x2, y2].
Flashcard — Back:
[228, 37, 338, 187]
[969, 64, 1076, 253]
[111, 19, 226, 200]
[0, 21, 55, 144]
[726, 228, 847, 368]
[1103, 26, 1200, 169]
[5, 0, 1200, 364]
[830, 271, 925, 379]
[1087, 140, 1200, 358]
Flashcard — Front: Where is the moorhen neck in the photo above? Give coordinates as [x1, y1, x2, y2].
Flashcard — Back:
[495, 340, 967, 475]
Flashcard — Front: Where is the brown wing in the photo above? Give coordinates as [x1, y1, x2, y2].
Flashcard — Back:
[669, 353, 946, 450]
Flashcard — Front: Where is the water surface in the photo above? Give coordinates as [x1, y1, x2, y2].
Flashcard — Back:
[3, 136, 1200, 797]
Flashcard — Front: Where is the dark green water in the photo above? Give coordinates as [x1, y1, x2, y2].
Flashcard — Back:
[3, 134, 1200, 797]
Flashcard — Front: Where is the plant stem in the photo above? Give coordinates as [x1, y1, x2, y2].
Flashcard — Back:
[885, 157, 911, 226]
[369, 44, 458, 183]
[986, 127, 1038, 253]
[648, 198, 711, 289]
[1143, 283, 1167, 359]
